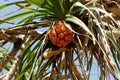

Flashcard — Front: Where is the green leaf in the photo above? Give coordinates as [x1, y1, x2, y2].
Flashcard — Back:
[39, 0, 67, 19]
[17, 15, 34, 24]
[106, 33, 120, 54]
[65, 14, 96, 43]
[0, 11, 36, 24]
[63, 0, 70, 13]
[0, 49, 7, 53]
[16, 55, 36, 80]
[16, 31, 47, 79]
[0, 1, 27, 10]
[26, 0, 44, 7]
[17, 8, 38, 24]
[16, 41, 42, 80]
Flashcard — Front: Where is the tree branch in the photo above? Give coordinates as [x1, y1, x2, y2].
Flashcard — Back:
[43, 48, 67, 59]
[0, 28, 42, 44]
[10, 22, 50, 30]
[1, 35, 35, 80]
[0, 31, 18, 43]
[0, 38, 22, 72]
[71, 60, 85, 80]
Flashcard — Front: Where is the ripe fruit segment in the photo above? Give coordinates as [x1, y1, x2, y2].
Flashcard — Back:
[49, 21, 73, 47]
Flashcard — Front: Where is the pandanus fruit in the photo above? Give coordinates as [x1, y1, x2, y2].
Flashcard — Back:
[49, 21, 73, 47]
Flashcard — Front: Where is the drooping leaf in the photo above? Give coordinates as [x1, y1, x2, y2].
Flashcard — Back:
[65, 14, 96, 44]
[106, 33, 120, 71]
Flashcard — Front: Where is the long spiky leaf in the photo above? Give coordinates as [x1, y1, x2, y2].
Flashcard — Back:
[65, 14, 96, 44]
[0, 1, 27, 10]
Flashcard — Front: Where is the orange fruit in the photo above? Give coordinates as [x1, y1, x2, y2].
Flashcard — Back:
[49, 21, 73, 47]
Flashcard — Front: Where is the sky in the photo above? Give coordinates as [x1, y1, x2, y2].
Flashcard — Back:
[0, 0, 22, 28]
[0, 0, 115, 80]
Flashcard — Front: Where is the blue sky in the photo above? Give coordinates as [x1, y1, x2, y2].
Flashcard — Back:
[0, 0, 18, 28]
[0, 0, 27, 28]
[0, 0, 115, 80]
